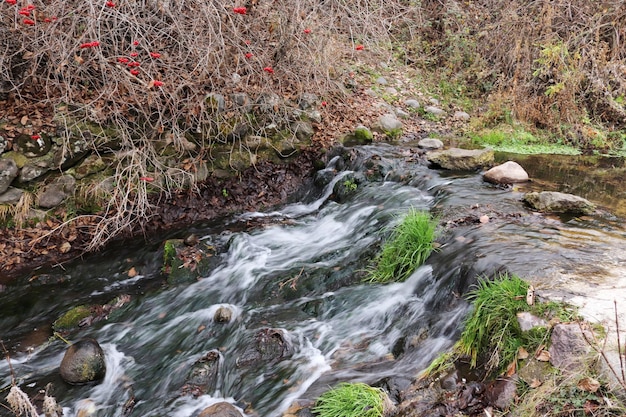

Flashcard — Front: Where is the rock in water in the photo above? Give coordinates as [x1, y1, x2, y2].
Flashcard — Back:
[483, 161, 529, 184]
[523, 191, 595, 214]
[427, 148, 494, 171]
[198, 402, 242, 417]
[59, 338, 106, 384]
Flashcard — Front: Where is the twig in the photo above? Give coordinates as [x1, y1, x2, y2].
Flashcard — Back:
[53, 332, 72, 346]
[615, 300, 625, 384]
[1, 340, 16, 386]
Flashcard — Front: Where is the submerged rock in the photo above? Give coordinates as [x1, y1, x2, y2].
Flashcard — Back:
[53, 305, 93, 332]
[236, 328, 294, 368]
[483, 161, 529, 184]
[523, 191, 595, 214]
[214, 306, 233, 323]
[483, 377, 517, 410]
[60, 338, 106, 384]
[182, 350, 221, 397]
[163, 239, 217, 284]
[198, 402, 242, 417]
[427, 148, 494, 171]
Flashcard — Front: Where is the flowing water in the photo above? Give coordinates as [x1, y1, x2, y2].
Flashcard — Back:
[1, 144, 625, 416]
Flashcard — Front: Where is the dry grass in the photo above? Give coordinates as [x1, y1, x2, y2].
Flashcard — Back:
[2, 0, 625, 248]
[400, 0, 626, 149]
[0, 0, 419, 247]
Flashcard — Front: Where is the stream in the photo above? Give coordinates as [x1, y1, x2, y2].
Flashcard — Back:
[1, 143, 625, 416]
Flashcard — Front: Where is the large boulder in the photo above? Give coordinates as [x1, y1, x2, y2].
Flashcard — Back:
[197, 402, 242, 417]
[483, 161, 529, 184]
[59, 338, 106, 384]
[427, 148, 494, 171]
[236, 328, 294, 368]
[523, 191, 595, 214]
[0, 158, 18, 194]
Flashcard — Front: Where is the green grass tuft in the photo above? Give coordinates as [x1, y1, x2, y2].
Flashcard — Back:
[458, 273, 532, 372]
[366, 209, 437, 284]
[312, 382, 385, 417]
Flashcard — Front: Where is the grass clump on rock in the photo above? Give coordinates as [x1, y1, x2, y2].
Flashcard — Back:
[366, 209, 437, 283]
[457, 273, 536, 372]
[312, 382, 386, 417]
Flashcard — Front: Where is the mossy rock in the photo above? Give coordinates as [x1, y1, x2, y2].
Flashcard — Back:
[53, 305, 93, 332]
[59, 338, 106, 384]
[2, 151, 30, 169]
[163, 239, 216, 284]
[342, 125, 374, 146]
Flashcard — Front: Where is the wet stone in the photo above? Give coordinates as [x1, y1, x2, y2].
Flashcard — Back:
[523, 191, 595, 215]
[183, 350, 221, 396]
[427, 148, 494, 171]
[484, 161, 529, 184]
[236, 328, 294, 368]
[59, 338, 106, 385]
[214, 306, 233, 323]
[197, 401, 242, 417]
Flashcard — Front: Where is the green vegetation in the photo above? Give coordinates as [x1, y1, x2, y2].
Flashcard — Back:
[366, 209, 437, 284]
[342, 179, 357, 192]
[422, 273, 582, 378]
[457, 274, 546, 372]
[312, 382, 385, 417]
[53, 305, 92, 332]
[469, 127, 580, 155]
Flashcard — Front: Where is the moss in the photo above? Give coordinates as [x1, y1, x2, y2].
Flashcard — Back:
[163, 239, 179, 268]
[1, 152, 30, 169]
[53, 305, 92, 331]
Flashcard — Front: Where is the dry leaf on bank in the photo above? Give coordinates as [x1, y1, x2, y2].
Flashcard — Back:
[536, 349, 550, 362]
[577, 377, 600, 393]
[518, 346, 529, 360]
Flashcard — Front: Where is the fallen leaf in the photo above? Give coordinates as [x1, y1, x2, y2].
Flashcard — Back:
[59, 241, 71, 253]
[577, 377, 600, 393]
[529, 378, 542, 388]
[128, 267, 137, 278]
[518, 346, 529, 360]
[536, 349, 550, 362]
[505, 360, 516, 377]
[197, 325, 206, 333]
[583, 399, 600, 414]
[20, 115, 29, 125]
